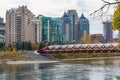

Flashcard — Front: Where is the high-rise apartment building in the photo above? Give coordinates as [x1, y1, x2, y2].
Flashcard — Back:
[76, 13, 89, 43]
[6, 8, 17, 45]
[103, 21, 113, 42]
[61, 12, 72, 44]
[31, 15, 42, 43]
[6, 6, 34, 46]
[67, 10, 78, 43]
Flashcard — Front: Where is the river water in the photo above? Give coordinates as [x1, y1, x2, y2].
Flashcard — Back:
[0, 58, 120, 80]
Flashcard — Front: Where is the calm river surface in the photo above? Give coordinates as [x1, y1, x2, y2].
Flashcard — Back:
[1, 58, 120, 80]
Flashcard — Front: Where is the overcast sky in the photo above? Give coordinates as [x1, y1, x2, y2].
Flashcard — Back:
[0, 0, 118, 37]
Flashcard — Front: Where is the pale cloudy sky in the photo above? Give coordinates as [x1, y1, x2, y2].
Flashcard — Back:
[0, 0, 118, 37]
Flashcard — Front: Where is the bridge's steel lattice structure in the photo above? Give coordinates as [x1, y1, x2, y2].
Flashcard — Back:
[37, 43, 118, 53]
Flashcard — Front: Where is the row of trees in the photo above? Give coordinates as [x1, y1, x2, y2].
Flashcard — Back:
[0, 41, 46, 51]
[15, 41, 32, 50]
[15, 41, 47, 50]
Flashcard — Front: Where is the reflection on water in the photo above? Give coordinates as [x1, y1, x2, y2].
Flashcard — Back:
[0, 58, 120, 80]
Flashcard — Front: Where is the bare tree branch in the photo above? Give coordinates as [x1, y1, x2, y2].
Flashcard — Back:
[90, 0, 120, 17]
[101, 0, 110, 4]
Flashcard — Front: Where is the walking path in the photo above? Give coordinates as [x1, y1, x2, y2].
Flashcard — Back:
[23, 51, 56, 61]
[7, 61, 61, 64]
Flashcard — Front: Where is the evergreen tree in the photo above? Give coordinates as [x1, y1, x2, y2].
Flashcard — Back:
[24, 41, 28, 50]
[21, 41, 25, 50]
[39, 42, 45, 49]
[28, 41, 32, 50]
[15, 42, 19, 50]
[112, 3, 120, 40]
[16, 42, 22, 50]
[18, 42, 22, 50]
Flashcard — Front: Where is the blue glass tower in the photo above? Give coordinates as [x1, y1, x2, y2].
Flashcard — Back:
[61, 12, 72, 44]
[53, 18, 63, 44]
[67, 10, 78, 43]
[77, 13, 89, 43]
[41, 16, 63, 44]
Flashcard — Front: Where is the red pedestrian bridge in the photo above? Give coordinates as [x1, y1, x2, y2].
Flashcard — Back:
[37, 43, 119, 54]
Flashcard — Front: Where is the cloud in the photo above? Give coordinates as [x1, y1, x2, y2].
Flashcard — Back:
[88, 17, 103, 34]
[76, 0, 87, 8]
[13, 0, 31, 6]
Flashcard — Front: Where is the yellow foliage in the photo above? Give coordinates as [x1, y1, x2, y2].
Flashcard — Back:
[81, 32, 92, 44]
[32, 43, 39, 50]
[12, 48, 16, 54]
[112, 3, 120, 30]
[117, 43, 120, 51]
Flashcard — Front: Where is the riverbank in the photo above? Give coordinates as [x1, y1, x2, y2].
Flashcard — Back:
[61, 56, 120, 61]
[51, 52, 120, 59]
[0, 51, 61, 64]
[4, 56, 120, 65]
[1, 51, 120, 64]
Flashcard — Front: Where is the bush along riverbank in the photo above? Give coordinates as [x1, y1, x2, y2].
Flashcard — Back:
[50, 52, 120, 59]
[0, 48, 32, 61]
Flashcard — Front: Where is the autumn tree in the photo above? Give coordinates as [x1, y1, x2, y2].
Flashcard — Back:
[117, 43, 120, 51]
[31, 43, 39, 50]
[112, 3, 120, 40]
[81, 32, 92, 44]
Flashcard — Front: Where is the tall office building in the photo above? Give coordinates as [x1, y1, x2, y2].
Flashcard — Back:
[6, 6, 34, 46]
[103, 21, 113, 42]
[67, 10, 78, 43]
[41, 16, 52, 42]
[41, 16, 62, 44]
[53, 18, 63, 44]
[76, 13, 89, 43]
[61, 12, 72, 44]
[0, 17, 3, 23]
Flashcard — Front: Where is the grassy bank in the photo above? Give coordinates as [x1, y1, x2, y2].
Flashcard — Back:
[51, 52, 120, 59]
[0, 51, 31, 61]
